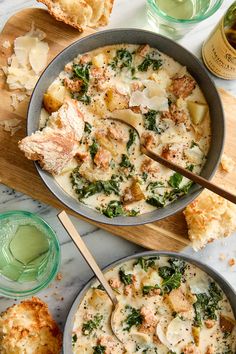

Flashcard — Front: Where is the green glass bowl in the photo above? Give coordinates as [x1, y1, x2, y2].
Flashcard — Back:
[147, 0, 223, 39]
[0, 211, 60, 298]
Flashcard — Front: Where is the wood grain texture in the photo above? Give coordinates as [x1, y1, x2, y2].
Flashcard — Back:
[0, 9, 235, 252]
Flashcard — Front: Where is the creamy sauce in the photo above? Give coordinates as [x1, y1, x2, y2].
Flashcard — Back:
[72, 256, 236, 354]
[42, 44, 211, 218]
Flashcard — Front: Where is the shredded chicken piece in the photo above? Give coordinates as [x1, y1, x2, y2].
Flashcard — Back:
[162, 103, 188, 125]
[94, 147, 112, 170]
[108, 278, 121, 289]
[169, 75, 196, 98]
[141, 158, 160, 174]
[139, 306, 158, 334]
[182, 343, 201, 354]
[63, 77, 83, 93]
[137, 44, 150, 57]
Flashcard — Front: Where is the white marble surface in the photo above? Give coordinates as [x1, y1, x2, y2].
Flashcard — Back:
[0, 0, 235, 332]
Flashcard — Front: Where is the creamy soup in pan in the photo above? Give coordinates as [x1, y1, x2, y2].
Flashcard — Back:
[38, 44, 211, 218]
[72, 256, 236, 354]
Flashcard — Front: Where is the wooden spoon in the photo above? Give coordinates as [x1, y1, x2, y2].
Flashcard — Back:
[57, 210, 124, 344]
[107, 113, 236, 204]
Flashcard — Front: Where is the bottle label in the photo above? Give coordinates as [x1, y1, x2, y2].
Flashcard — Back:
[202, 19, 236, 80]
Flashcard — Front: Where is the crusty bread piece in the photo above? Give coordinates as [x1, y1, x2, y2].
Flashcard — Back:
[0, 297, 62, 354]
[38, 0, 114, 32]
[184, 189, 236, 251]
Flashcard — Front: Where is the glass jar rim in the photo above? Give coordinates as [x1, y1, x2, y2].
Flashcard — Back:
[0, 210, 60, 298]
[147, 0, 223, 24]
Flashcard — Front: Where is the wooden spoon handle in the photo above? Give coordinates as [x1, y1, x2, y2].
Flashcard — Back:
[57, 211, 118, 306]
[142, 146, 236, 204]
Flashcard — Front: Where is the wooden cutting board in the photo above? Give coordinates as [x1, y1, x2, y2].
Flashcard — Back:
[0, 8, 235, 251]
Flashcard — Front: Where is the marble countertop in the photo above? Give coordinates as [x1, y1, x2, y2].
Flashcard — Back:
[0, 0, 235, 333]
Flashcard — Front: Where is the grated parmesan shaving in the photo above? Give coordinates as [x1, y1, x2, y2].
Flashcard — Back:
[2, 23, 49, 101]
[221, 153, 235, 173]
[10, 92, 27, 110]
[2, 40, 11, 49]
[0, 118, 22, 136]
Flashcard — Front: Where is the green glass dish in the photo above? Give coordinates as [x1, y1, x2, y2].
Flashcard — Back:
[146, 0, 223, 39]
[0, 210, 60, 298]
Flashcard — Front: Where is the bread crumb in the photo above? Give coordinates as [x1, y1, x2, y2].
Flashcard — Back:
[56, 272, 63, 281]
[0, 118, 21, 136]
[10, 92, 27, 110]
[0, 297, 62, 353]
[2, 40, 11, 49]
[221, 154, 235, 173]
[184, 189, 236, 251]
[228, 258, 235, 267]
[219, 253, 226, 261]
[37, 0, 114, 31]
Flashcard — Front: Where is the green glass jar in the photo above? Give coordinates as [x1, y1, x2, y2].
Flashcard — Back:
[146, 0, 223, 40]
[0, 211, 60, 298]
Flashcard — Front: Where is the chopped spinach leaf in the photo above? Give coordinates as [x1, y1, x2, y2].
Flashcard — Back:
[79, 94, 91, 105]
[144, 110, 162, 133]
[71, 168, 120, 200]
[135, 256, 159, 272]
[102, 180, 120, 196]
[146, 196, 165, 208]
[73, 63, 91, 103]
[82, 314, 103, 336]
[72, 334, 77, 346]
[193, 282, 223, 327]
[168, 258, 187, 274]
[138, 55, 162, 72]
[158, 258, 186, 293]
[102, 200, 125, 218]
[89, 140, 99, 160]
[161, 272, 182, 293]
[146, 181, 164, 192]
[142, 172, 148, 182]
[97, 284, 105, 291]
[119, 154, 134, 170]
[119, 268, 133, 285]
[143, 284, 161, 295]
[186, 164, 194, 172]
[110, 48, 133, 70]
[168, 173, 183, 189]
[73, 63, 90, 82]
[127, 129, 136, 151]
[93, 345, 106, 354]
[84, 122, 92, 134]
[191, 140, 199, 148]
[124, 305, 143, 331]
[127, 209, 139, 217]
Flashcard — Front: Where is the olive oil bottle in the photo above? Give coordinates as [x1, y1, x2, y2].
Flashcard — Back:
[202, 2, 236, 79]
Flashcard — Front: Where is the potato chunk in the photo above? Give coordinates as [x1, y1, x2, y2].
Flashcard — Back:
[168, 287, 192, 313]
[105, 88, 129, 112]
[187, 101, 208, 125]
[122, 180, 145, 205]
[192, 326, 200, 346]
[43, 93, 62, 113]
[43, 83, 69, 113]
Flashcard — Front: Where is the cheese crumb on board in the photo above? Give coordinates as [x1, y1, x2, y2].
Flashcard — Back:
[2, 40, 11, 49]
[0, 118, 21, 136]
[3, 23, 49, 94]
[10, 92, 27, 110]
[221, 153, 235, 173]
[0, 297, 62, 354]
[228, 258, 235, 267]
[184, 189, 236, 251]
